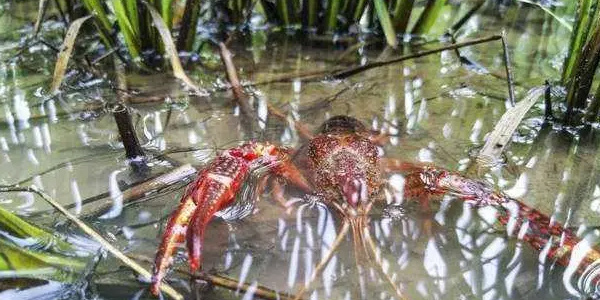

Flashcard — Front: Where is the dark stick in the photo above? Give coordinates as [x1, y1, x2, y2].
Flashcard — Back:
[33, 0, 50, 37]
[331, 35, 503, 79]
[449, 0, 485, 34]
[52, 0, 69, 28]
[501, 31, 516, 106]
[238, 35, 503, 88]
[218, 41, 313, 140]
[110, 103, 148, 174]
[544, 80, 553, 120]
[111, 103, 145, 159]
[217, 42, 256, 121]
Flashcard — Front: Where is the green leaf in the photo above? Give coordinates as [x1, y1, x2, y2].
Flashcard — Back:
[112, 0, 142, 60]
[0, 206, 75, 254]
[0, 239, 85, 272]
[374, 0, 398, 47]
[411, 0, 445, 35]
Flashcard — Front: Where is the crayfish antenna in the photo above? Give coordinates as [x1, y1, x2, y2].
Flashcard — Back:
[292, 221, 351, 300]
[151, 197, 197, 296]
[362, 226, 408, 300]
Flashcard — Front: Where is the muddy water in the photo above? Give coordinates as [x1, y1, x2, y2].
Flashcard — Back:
[1, 1, 600, 299]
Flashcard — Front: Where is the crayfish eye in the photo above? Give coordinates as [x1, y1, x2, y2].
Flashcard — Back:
[319, 115, 367, 134]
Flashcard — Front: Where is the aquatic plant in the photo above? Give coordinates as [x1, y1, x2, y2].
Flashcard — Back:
[562, 0, 600, 124]
[0, 206, 86, 281]
[257, 0, 470, 46]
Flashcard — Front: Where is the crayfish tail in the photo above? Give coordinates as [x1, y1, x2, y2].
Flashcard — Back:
[151, 197, 197, 295]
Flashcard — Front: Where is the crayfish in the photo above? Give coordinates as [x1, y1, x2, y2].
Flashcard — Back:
[150, 115, 600, 299]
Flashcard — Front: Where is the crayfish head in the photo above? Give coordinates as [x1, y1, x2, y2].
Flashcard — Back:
[319, 115, 367, 135]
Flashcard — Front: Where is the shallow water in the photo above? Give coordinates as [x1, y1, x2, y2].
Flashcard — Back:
[1, 1, 600, 299]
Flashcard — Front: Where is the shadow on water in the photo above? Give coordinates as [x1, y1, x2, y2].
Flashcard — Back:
[1, 0, 600, 299]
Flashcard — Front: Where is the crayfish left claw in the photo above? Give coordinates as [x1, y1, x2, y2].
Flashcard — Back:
[150, 197, 197, 296]
[186, 210, 207, 273]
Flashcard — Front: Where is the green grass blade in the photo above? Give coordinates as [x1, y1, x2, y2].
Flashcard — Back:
[112, 0, 141, 61]
[411, 0, 445, 35]
[144, 2, 204, 94]
[161, 0, 173, 29]
[80, 0, 114, 49]
[81, 0, 112, 31]
[276, 0, 291, 26]
[50, 15, 92, 94]
[353, 0, 367, 21]
[176, 0, 200, 51]
[324, 0, 341, 32]
[561, 0, 594, 84]
[573, 24, 600, 108]
[0, 239, 85, 271]
[303, 0, 317, 28]
[125, 0, 140, 38]
[392, 0, 415, 34]
[374, 0, 398, 47]
[0, 207, 75, 254]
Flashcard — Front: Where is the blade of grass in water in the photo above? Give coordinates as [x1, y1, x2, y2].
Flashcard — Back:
[176, 0, 200, 51]
[81, 0, 112, 31]
[276, 0, 292, 27]
[412, 0, 446, 35]
[161, 0, 173, 29]
[0, 239, 86, 272]
[50, 15, 92, 94]
[373, 0, 398, 47]
[0, 206, 75, 254]
[144, 2, 205, 95]
[572, 23, 600, 109]
[564, 6, 600, 124]
[324, 0, 341, 32]
[560, 0, 593, 84]
[352, 0, 368, 22]
[0, 184, 184, 300]
[303, 0, 318, 28]
[392, 0, 414, 34]
[80, 0, 114, 48]
[125, 0, 140, 39]
[113, 0, 142, 61]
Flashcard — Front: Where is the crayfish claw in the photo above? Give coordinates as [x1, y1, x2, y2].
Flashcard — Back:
[186, 210, 207, 273]
[150, 196, 197, 295]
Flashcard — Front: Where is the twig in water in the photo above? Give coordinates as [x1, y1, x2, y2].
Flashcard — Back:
[33, 0, 50, 36]
[331, 35, 503, 79]
[218, 41, 257, 123]
[129, 253, 297, 300]
[82, 164, 197, 219]
[218, 41, 313, 140]
[501, 31, 516, 106]
[544, 80, 553, 120]
[0, 185, 183, 300]
[110, 103, 148, 174]
[111, 103, 145, 160]
[447, 0, 485, 35]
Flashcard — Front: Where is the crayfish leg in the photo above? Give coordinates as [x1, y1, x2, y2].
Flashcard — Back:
[151, 196, 197, 295]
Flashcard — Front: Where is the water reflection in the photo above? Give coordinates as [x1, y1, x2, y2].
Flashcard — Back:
[1, 4, 600, 300]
